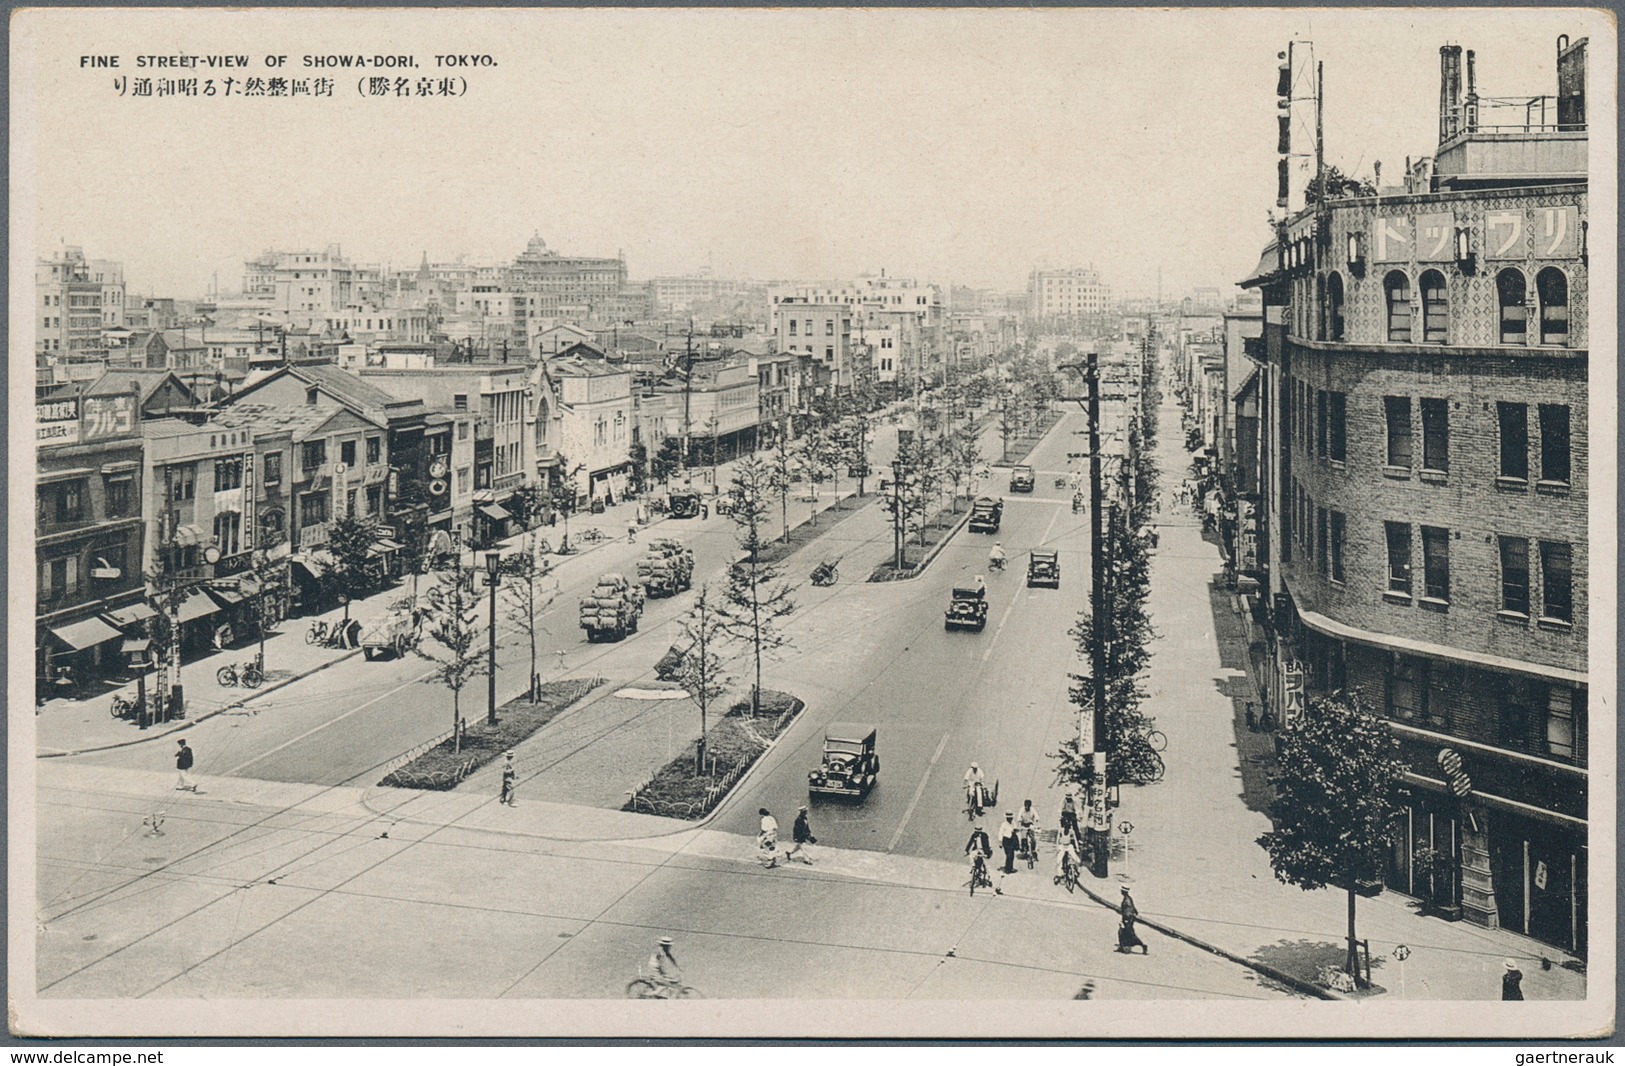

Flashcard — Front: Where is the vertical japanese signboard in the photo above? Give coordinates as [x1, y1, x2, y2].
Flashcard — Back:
[1281, 660, 1306, 730]
[1238, 498, 1259, 572]
[36, 398, 80, 443]
[1088, 753, 1109, 831]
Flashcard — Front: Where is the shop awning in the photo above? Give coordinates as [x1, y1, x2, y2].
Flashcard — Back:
[290, 553, 328, 580]
[368, 538, 404, 556]
[170, 524, 206, 547]
[104, 602, 158, 628]
[121, 637, 151, 655]
[48, 616, 122, 650]
[480, 503, 512, 522]
[101, 460, 141, 475]
[426, 530, 453, 557]
[39, 467, 94, 484]
[208, 585, 247, 606]
[176, 591, 222, 624]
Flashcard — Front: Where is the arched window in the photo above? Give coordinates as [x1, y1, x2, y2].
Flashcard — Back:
[1327, 272, 1346, 341]
[1384, 271, 1413, 342]
[1537, 267, 1569, 346]
[1420, 270, 1449, 344]
[1315, 276, 1327, 340]
[1496, 269, 1528, 345]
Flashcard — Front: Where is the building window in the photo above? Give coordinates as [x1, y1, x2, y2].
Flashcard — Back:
[104, 475, 132, 518]
[214, 457, 243, 491]
[1421, 525, 1450, 602]
[367, 484, 383, 516]
[1538, 404, 1571, 484]
[454, 393, 469, 411]
[1316, 506, 1329, 574]
[1330, 510, 1345, 582]
[366, 436, 381, 465]
[1536, 267, 1569, 346]
[213, 511, 242, 556]
[1544, 686, 1577, 759]
[264, 451, 283, 487]
[302, 440, 326, 470]
[788, 320, 797, 336]
[1497, 402, 1528, 480]
[1385, 522, 1412, 595]
[1316, 391, 1328, 458]
[1419, 270, 1449, 343]
[1384, 396, 1412, 467]
[51, 480, 85, 523]
[171, 465, 196, 501]
[1328, 392, 1346, 461]
[40, 555, 79, 601]
[346, 489, 358, 517]
[1386, 656, 1428, 722]
[1384, 271, 1412, 342]
[1539, 540, 1572, 623]
[1326, 272, 1346, 340]
[1499, 535, 1530, 615]
[341, 439, 357, 467]
[299, 491, 329, 528]
[825, 319, 835, 336]
[1496, 269, 1527, 344]
[1420, 398, 1449, 473]
[456, 467, 470, 494]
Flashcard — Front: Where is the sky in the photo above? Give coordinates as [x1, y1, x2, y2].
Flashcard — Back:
[12, 7, 1610, 303]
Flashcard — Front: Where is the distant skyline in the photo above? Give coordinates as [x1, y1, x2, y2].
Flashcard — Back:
[14, 8, 1607, 305]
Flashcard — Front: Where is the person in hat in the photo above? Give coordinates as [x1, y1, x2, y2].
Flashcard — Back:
[1502, 959, 1524, 1000]
[1117, 886, 1148, 954]
[784, 804, 816, 865]
[174, 739, 196, 791]
[997, 811, 1020, 874]
[644, 936, 683, 993]
[757, 808, 780, 868]
[499, 752, 517, 806]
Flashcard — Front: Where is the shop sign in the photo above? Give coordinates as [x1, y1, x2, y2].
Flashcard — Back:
[1281, 660, 1306, 730]
[1088, 754, 1109, 831]
[1415, 212, 1456, 261]
[83, 395, 135, 441]
[37, 398, 80, 443]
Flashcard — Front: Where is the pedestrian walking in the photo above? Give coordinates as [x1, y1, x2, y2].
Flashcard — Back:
[1502, 959, 1524, 1000]
[499, 751, 517, 806]
[757, 807, 780, 868]
[1245, 702, 1258, 732]
[784, 804, 816, 865]
[175, 739, 196, 791]
[998, 811, 1019, 874]
[627, 522, 638, 544]
[1117, 886, 1148, 954]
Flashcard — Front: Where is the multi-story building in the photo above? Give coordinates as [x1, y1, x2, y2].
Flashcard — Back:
[504, 232, 629, 320]
[548, 355, 635, 505]
[773, 299, 856, 390]
[1026, 267, 1113, 322]
[36, 247, 107, 363]
[34, 379, 145, 696]
[1239, 35, 1590, 954]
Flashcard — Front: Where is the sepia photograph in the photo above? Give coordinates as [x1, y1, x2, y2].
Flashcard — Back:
[8, 5, 1615, 1041]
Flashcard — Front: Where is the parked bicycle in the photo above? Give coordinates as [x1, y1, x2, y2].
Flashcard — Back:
[578, 527, 607, 544]
[216, 660, 264, 689]
[305, 619, 333, 646]
[109, 693, 143, 720]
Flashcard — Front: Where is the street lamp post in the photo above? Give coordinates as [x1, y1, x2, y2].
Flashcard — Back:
[485, 550, 502, 726]
[891, 458, 904, 570]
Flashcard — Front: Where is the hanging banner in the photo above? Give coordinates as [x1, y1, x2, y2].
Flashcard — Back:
[1281, 660, 1306, 730]
[1088, 754, 1109, 831]
[1239, 499, 1259, 572]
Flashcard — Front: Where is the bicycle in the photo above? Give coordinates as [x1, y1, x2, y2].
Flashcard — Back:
[625, 978, 702, 999]
[216, 660, 264, 689]
[305, 619, 331, 646]
[966, 853, 993, 896]
[109, 693, 141, 720]
[1019, 826, 1039, 869]
[1055, 847, 1081, 894]
[1144, 729, 1168, 753]
[579, 527, 606, 544]
[964, 783, 990, 822]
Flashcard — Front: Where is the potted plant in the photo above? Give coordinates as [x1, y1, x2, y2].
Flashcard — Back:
[1411, 846, 1463, 920]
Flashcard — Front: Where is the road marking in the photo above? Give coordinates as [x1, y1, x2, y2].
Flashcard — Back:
[887, 730, 950, 854]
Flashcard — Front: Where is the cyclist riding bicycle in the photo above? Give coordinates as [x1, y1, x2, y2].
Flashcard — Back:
[642, 936, 683, 993]
[1054, 832, 1082, 886]
[1059, 792, 1079, 839]
[963, 763, 987, 812]
[965, 823, 993, 884]
[1017, 799, 1039, 856]
[988, 543, 1007, 571]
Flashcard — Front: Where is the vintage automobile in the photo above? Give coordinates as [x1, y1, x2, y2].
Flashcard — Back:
[667, 490, 703, 519]
[944, 585, 989, 632]
[808, 723, 879, 800]
[1027, 549, 1061, 589]
[967, 496, 1003, 534]
[1009, 464, 1035, 493]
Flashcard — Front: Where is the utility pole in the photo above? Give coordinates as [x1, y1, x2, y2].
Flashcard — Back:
[682, 322, 694, 474]
[1086, 349, 1110, 878]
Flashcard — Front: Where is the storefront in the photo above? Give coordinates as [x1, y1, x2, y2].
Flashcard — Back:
[39, 614, 124, 697]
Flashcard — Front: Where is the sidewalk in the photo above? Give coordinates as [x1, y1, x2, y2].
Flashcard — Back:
[1096, 397, 1588, 1002]
[35, 435, 889, 759]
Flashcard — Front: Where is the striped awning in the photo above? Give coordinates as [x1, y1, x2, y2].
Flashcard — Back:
[170, 524, 206, 548]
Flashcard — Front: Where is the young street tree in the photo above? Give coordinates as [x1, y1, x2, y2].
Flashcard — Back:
[500, 545, 558, 703]
[651, 437, 683, 494]
[674, 585, 731, 776]
[326, 514, 381, 636]
[1257, 692, 1408, 985]
[413, 562, 485, 754]
[767, 429, 796, 544]
[941, 421, 983, 511]
[551, 458, 582, 551]
[718, 455, 797, 716]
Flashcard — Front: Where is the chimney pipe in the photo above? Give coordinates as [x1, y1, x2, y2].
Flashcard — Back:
[1464, 50, 1478, 132]
[1439, 45, 1463, 142]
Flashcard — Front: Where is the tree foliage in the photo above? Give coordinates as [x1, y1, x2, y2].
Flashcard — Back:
[327, 515, 381, 621]
[1257, 691, 1407, 982]
[1304, 164, 1377, 206]
[413, 563, 485, 753]
[719, 456, 798, 715]
[499, 542, 558, 703]
[674, 585, 732, 775]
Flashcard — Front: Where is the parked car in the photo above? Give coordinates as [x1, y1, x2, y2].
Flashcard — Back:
[968, 496, 1003, 534]
[1027, 549, 1061, 589]
[944, 585, 989, 632]
[668, 491, 703, 519]
[1009, 465, 1035, 493]
[808, 723, 879, 800]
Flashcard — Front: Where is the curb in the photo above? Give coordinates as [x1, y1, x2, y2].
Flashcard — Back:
[37, 644, 367, 759]
[667, 695, 808, 832]
[1070, 868, 1345, 1002]
[866, 506, 973, 583]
